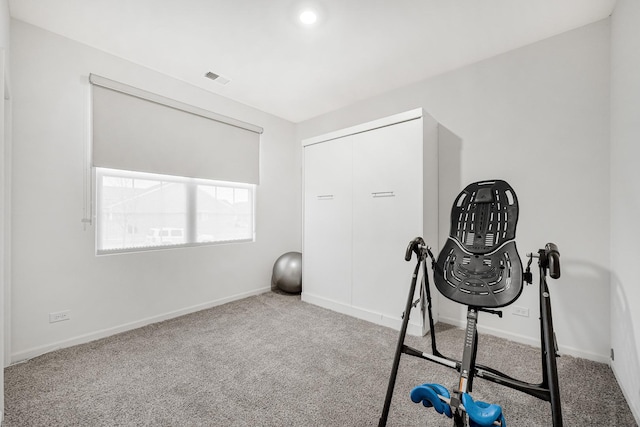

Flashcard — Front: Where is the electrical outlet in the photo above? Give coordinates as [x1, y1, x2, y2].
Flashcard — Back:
[512, 306, 529, 317]
[49, 310, 71, 323]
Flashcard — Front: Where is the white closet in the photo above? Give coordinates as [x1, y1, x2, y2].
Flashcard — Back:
[302, 109, 439, 335]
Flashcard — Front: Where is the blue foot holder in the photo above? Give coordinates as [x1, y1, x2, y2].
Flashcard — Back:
[410, 384, 506, 426]
[410, 383, 452, 418]
[462, 393, 506, 427]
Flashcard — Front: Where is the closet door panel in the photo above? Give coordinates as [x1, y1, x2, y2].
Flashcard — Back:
[303, 139, 353, 305]
[351, 119, 423, 318]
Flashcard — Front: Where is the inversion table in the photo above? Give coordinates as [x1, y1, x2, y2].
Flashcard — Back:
[379, 179, 563, 427]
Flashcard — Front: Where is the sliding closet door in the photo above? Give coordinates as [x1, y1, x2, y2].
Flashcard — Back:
[302, 139, 353, 305]
[351, 119, 423, 320]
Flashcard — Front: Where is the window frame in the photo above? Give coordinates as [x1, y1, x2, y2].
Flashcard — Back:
[95, 167, 256, 255]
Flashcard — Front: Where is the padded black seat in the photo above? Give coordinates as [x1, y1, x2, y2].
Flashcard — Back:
[434, 180, 523, 308]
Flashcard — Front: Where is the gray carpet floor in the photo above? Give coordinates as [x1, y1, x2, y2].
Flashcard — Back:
[4, 291, 637, 426]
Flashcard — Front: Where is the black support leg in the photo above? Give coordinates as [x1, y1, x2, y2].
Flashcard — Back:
[540, 273, 563, 426]
[378, 260, 422, 426]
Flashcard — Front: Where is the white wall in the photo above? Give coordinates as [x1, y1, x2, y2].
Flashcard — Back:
[610, 0, 640, 421]
[9, 19, 300, 361]
[298, 19, 611, 362]
[0, 0, 9, 421]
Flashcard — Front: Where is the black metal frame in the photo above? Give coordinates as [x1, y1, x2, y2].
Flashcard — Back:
[378, 239, 563, 427]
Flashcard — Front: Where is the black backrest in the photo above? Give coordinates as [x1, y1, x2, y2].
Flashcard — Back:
[434, 180, 523, 308]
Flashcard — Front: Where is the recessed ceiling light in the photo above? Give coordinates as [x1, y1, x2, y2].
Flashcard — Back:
[299, 9, 317, 25]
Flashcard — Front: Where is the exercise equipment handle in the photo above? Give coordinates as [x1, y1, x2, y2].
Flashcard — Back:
[405, 237, 426, 261]
[545, 243, 561, 279]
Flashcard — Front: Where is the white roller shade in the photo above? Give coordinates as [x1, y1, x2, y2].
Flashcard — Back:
[90, 74, 262, 184]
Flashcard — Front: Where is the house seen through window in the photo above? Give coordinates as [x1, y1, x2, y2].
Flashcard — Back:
[96, 168, 255, 254]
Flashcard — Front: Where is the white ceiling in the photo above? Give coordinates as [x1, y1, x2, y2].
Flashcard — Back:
[9, 0, 616, 123]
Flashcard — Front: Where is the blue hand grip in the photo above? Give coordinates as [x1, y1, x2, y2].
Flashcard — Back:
[410, 383, 452, 418]
[462, 393, 505, 427]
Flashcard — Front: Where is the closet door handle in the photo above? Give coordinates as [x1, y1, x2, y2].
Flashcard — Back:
[317, 194, 334, 200]
[371, 191, 395, 198]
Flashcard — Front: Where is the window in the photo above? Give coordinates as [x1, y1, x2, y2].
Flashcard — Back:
[96, 168, 255, 254]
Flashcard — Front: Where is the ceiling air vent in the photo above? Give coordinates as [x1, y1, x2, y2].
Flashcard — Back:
[205, 71, 231, 85]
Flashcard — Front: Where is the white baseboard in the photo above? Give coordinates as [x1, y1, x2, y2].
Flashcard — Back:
[611, 363, 640, 425]
[438, 314, 610, 364]
[11, 287, 271, 364]
[301, 292, 426, 336]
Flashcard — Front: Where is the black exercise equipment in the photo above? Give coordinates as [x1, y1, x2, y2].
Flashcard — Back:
[379, 179, 563, 427]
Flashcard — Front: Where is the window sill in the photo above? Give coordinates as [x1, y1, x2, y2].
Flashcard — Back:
[96, 238, 255, 256]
